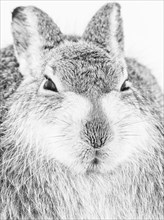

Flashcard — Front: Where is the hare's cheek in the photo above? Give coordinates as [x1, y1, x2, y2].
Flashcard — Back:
[101, 92, 153, 165]
[34, 93, 92, 165]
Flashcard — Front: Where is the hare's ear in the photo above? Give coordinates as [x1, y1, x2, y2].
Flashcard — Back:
[83, 3, 124, 53]
[12, 6, 64, 76]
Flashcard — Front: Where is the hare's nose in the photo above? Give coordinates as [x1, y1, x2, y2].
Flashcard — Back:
[82, 118, 110, 149]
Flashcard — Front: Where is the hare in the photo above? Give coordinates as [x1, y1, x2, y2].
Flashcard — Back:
[0, 3, 163, 220]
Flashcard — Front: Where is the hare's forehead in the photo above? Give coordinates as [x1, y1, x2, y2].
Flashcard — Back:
[46, 44, 126, 93]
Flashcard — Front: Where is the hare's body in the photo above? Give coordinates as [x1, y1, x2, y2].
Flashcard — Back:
[0, 3, 164, 220]
[0, 147, 163, 219]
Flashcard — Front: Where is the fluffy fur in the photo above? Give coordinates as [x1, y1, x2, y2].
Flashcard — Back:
[0, 3, 164, 219]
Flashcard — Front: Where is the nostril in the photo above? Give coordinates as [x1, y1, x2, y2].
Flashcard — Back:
[93, 142, 102, 149]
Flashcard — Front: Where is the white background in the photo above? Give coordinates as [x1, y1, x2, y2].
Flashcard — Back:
[0, 1, 163, 90]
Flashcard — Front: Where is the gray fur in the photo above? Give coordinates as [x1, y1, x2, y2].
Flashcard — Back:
[12, 6, 64, 54]
[83, 3, 124, 51]
[0, 3, 164, 220]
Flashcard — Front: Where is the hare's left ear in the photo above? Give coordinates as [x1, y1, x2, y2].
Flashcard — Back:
[12, 6, 64, 77]
[83, 3, 124, 53]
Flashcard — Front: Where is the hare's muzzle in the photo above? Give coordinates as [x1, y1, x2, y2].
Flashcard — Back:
[82, 117, 111, 149]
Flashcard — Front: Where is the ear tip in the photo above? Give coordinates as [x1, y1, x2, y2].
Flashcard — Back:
[12, 7, 25, 19]
[113, 3, 121, 13]
[113, 2, 121, 8]
[103, 2, 121, 11]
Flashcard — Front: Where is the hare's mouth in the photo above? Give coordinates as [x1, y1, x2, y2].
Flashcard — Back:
[92, 157, 99, 165]
[86, 156, 102, 173]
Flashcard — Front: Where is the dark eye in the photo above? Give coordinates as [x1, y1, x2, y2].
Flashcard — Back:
[120, 79, 130, 92]
[43, 76, 58, 92]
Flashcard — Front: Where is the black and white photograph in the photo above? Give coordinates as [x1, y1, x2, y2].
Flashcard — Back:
[0, 1, 163, 219]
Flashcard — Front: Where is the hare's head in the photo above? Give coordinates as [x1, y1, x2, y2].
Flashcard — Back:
[10, 3, 156, 174]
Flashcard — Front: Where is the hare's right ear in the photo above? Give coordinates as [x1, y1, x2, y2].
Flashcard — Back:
[12, 6, 64, 76]
[83, 3, 124, 54]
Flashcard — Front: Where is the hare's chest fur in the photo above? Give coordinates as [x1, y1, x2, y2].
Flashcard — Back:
[55, 175, 111, 219]
[53, 173, 134, 219]
[52, 167, 162, 220]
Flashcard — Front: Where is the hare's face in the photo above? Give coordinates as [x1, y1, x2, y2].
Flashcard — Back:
[11, 42, 152, 174]
[10, 5, 155, 174]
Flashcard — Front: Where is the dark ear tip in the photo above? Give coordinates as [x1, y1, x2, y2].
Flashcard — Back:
[100, 3, 121, 14]
[107, 2, 121, 10]
[114, 2, 121, 8]
[12, 7, 24, 19]
[114, 3, 121, 12]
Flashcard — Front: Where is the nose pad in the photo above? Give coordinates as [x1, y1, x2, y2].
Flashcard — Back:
[82, 118, 109, 149]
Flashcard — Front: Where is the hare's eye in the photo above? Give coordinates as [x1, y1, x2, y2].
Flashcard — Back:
[43, 76, 58, 92]
[120, 79, 130, 92]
